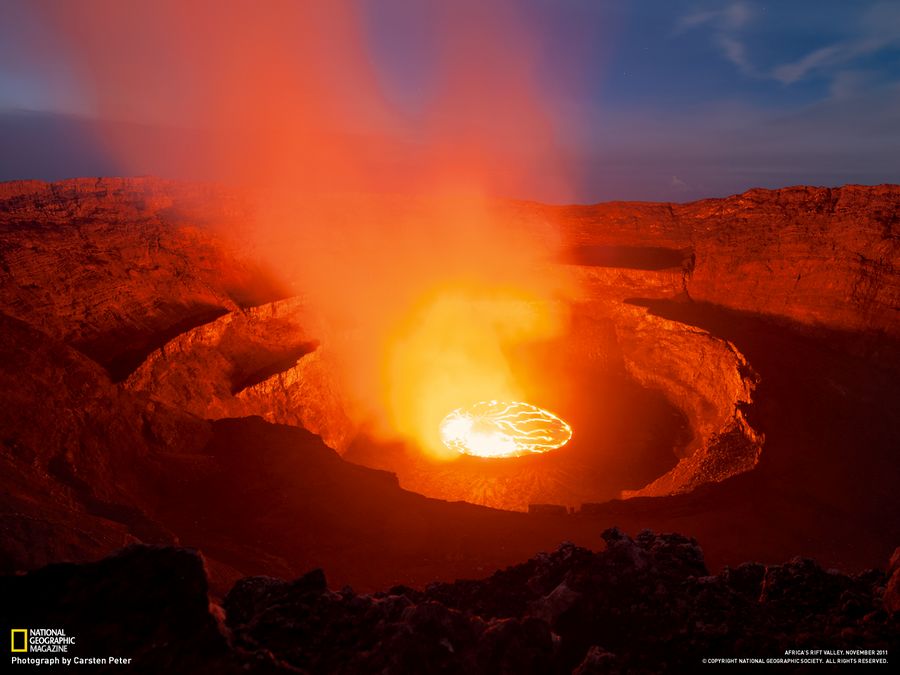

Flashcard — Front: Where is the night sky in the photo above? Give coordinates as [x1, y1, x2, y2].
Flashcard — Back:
[1, 0, 899, 202]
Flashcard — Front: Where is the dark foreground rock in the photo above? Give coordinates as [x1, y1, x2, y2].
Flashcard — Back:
[0, 546, 287, 673]
[3, 531, 898, 673]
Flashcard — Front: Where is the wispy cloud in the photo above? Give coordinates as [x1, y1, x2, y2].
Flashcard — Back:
[715, 34, 756, 76]
[674, 2, 758, 76]
[772, 44, 852, 85]
[676, 1, 900, 91]
[674, 2, 751, 35]
[771, 3, 900, 84]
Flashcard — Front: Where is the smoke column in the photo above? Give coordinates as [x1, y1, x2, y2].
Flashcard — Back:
[41, 0, 579, 455]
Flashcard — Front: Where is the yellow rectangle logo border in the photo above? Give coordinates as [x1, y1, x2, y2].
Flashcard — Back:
[10, 628, 28, 652]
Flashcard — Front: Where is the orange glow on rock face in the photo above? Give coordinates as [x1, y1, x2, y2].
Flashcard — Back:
[440, 400, 572, 458]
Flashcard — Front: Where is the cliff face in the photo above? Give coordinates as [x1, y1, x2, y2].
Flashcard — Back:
[527, 184, 900, 336]
[0, 178, 284, 380]
[599, 301, 762, 498]
[124, 296, 355, 452]
[684, 186, 900, 334]
[0, 310, 206, 571]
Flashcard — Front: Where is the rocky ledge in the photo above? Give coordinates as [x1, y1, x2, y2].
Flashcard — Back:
[3, 530, 898, 674]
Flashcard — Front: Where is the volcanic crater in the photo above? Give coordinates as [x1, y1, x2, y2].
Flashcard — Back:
[1, 178, 898, 593]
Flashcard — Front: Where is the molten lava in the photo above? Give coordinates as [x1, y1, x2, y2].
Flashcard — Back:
[439, 400, 572, 458]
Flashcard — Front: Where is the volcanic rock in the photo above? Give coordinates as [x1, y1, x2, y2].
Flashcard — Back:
[0, 178, 284, 380]
[885, 547, 900, 615]
[599, 301, 762, 497]
[526, 184, 900, 336]
[0, 309, 205, 573]
[572, 646, 618, 675]
[0, 545, 284, 673]
[5, 531, 896, 673]
[125, 296, 354, 451]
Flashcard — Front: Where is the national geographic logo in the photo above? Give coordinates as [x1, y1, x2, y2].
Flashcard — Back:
[9, 628, 75, 653]
[9, 628, 134, 667]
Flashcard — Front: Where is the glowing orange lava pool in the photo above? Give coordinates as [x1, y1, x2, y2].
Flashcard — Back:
[439, 400, 572, 458]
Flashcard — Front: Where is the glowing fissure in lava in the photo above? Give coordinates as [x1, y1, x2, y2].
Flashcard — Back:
[439, 400, 572, 458]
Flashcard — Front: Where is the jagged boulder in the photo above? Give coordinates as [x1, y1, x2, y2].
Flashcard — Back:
[220, 529, 897, 673]
[884, 547, 900, 615]
[3, 532, 897, 673]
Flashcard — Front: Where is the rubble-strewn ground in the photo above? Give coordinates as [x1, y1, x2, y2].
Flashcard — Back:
[3, 530, 898, 674]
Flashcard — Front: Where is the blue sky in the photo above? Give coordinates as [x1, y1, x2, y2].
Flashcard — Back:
[1, 0, 899, 202]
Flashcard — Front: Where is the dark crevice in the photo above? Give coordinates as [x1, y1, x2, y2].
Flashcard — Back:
[76, 304, 231, 383]
[563, 245, 694, 271]
[230, 341, 319, 394]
